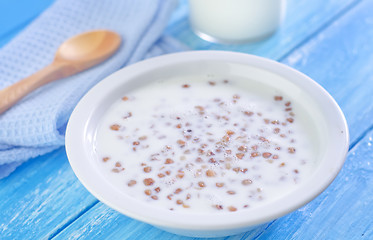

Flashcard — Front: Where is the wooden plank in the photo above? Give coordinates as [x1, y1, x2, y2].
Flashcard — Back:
[52, 126, 373, 240]
[0, 0, 55, 47]
[252, 1, 373, 238]
[52, 202, 270, 240]
[0, 148, 98, 239]
[0, 0, 370, 239]
[256, 129, 373, 240]
[52, 203, 217, 240]
[166, 0, 359, 60]
[281, 0, 373, 145]
[52, 1, 373, 239]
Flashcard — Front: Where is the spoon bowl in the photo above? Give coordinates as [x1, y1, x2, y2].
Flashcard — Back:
[0, 30, 121, 114]
[56, 30, 121, 69]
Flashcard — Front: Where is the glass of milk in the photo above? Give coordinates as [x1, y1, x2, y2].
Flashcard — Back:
[189, 0, 286, 43]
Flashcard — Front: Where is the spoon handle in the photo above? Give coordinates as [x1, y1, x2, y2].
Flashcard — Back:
[0, 61, 70, 114]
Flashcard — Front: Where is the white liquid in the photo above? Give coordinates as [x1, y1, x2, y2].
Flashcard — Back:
[189, 0, 286, 43]
[95, 76, 317, 212]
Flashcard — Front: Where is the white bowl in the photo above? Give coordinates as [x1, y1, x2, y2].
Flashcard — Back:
[66, 51, 349, 238]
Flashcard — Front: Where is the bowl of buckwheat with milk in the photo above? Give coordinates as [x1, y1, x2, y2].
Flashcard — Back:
[66, 51, 349, 238]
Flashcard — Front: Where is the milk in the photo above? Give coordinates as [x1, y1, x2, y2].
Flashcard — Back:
[189, 0, 286, 43]
[94, 75, 317, 213]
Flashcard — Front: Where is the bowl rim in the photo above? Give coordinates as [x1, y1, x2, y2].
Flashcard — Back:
[66, 50, 349, 230]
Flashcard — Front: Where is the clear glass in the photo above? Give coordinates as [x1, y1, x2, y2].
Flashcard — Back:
[189, 0, 286, 43]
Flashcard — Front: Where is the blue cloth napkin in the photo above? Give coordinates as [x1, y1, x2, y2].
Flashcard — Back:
[0, 0, 186, 178]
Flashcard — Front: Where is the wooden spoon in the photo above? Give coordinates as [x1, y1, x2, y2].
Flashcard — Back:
[0, 30, 121, 114]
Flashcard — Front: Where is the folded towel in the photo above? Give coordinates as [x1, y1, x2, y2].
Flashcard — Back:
[0, 0, 186, 178]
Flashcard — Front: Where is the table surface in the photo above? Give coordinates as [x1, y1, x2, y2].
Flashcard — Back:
[1, 0, 373, 239]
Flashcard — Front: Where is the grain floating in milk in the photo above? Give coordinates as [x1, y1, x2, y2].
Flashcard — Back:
[94, 76, 317, 212]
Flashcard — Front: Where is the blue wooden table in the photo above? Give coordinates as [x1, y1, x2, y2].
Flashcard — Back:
[1, 0, 373, 239]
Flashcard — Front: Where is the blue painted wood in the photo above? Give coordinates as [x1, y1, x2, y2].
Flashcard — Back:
[53, 203, 270, 240]
[256, 130, 373, 240]
[166, 0, 359, 60]
[52, 127, 373, 240]
[282, 0, 373, 145]
[0, 148, 98, 239]
[0, 0, 55, 47]
[52, 1, 373, 239]
[252, 1, 373, 238]
[1, 0, 372, 239]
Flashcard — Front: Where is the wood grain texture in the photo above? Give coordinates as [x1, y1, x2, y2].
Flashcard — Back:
[54, 128, 373, 240]
[0, 148, 98, 239]
[253, 1, 373, 238]
[256, 130, 373, 240]
[282, 0, 373, 145]
[1, 0, 372, 239]
[52, 0, 373, 239]
[166, 0, 359, 60]
[0, 0, 55, 47]
[53, 203, 270, 240]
